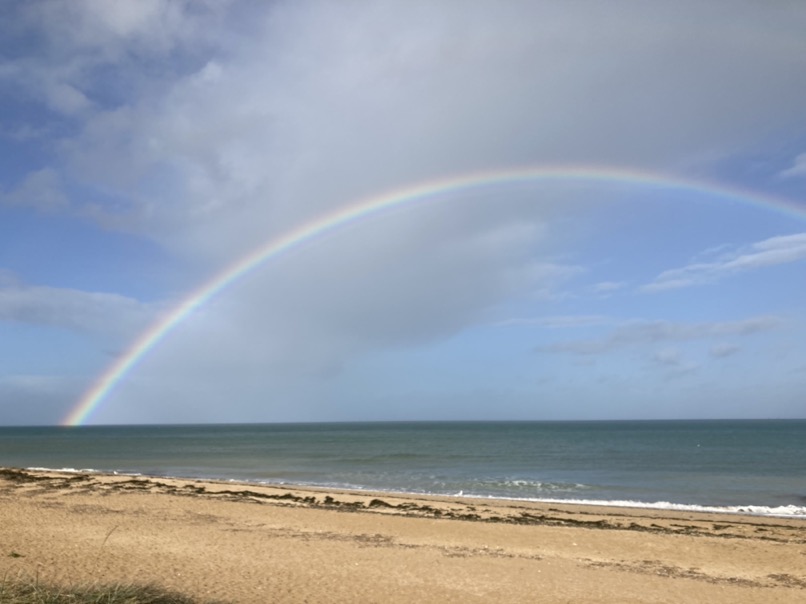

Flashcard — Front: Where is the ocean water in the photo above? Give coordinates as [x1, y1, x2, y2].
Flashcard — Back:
[1, 420, 805, 517]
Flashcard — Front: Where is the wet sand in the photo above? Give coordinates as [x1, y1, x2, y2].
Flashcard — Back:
[1, 467, 804, 603]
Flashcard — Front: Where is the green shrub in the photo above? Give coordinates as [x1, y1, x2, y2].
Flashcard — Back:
[0, 579, 225, 604]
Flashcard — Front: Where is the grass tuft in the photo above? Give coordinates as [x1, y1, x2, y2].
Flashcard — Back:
[0, 579, 225, 604]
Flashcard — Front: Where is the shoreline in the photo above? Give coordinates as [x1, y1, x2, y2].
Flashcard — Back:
[4, 466, 805, 528]
[14, 465, 806, 519]
[2, 467, 805, 603]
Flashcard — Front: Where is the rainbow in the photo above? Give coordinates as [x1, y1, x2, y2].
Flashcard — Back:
[62, 165, 805, 426]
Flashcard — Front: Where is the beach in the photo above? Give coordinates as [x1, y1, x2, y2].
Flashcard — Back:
[1, 468, 804, 603]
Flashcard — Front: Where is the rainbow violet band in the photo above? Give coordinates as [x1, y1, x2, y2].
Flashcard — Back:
[62, 165, 806, 426]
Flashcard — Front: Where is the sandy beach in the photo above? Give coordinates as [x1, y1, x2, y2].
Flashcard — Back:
[1, 468, 804, 603]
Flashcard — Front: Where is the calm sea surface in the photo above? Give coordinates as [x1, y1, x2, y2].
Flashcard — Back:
[1, 421, 804, 517]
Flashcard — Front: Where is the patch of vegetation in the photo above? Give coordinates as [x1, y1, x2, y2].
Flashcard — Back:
[0, 579, 226, 604]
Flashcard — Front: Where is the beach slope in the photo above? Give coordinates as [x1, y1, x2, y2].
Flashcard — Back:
[1, 468, 804, 603]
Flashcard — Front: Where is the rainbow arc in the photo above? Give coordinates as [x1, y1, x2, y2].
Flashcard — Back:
[62, 165, 806, 426]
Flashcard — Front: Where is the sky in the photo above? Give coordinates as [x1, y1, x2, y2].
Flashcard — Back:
[1, 0, 805, 426]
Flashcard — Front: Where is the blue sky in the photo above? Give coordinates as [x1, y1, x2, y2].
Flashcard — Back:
[1, 0, 805, 425]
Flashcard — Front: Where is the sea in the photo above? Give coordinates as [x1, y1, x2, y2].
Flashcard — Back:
[1, 420, 805, 518]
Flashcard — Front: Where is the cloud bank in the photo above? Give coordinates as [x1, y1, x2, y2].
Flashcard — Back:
[0, 277, 156, 340]
[2, 1, 805, 422]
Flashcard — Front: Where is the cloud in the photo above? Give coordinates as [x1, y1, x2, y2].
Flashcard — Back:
[8, 2, 806, 249]
[3, 2, 802, 239]
[590, 281, 627, 295]
[0, 0, 225, 122]
[2, 2, 806, 422]
[0, 278, 157, 340]
[495, 315, 610, 329]
[1, 168, 69, 212]
[47, 3, 805, 377]
[650, 348, 699, 377]
[652, 348, 684, 366]
[641, 232, 806, 292]
[710, 343, 740, 358]
[779, 152, 806, 179]
[540, 316, 781, 356]
[44, 82, 93, 116]
[16, 0, 209, 63]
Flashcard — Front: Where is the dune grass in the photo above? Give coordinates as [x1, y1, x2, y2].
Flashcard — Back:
[0, 578, 226, 604]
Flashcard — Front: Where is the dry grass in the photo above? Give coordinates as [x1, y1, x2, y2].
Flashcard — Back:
[0, 578, 226, 604]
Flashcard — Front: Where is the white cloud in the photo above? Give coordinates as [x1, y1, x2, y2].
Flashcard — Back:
[652, 348, 684, 366]
[1, 168, 69, 212]
[21, 0, 204, 57]
[710, 343, 740, 358]
[591, 281, 626, 294]
[540, 316, 781, 356]
[0, 279, 157, 340]
[650, 348, 699, 376]
[642, 232, 806, 292]
[74, 0, 175, 39]
[44, 2, 805, 392]
[0, 0, 225, 125]
[779, 152, 806, 179]
[2, 2, 806, 422]
[6, 2, 806, 249]
[5, 1, 800, 243]
[495, 315, 610, 329]
[43, 82, 93, 116]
